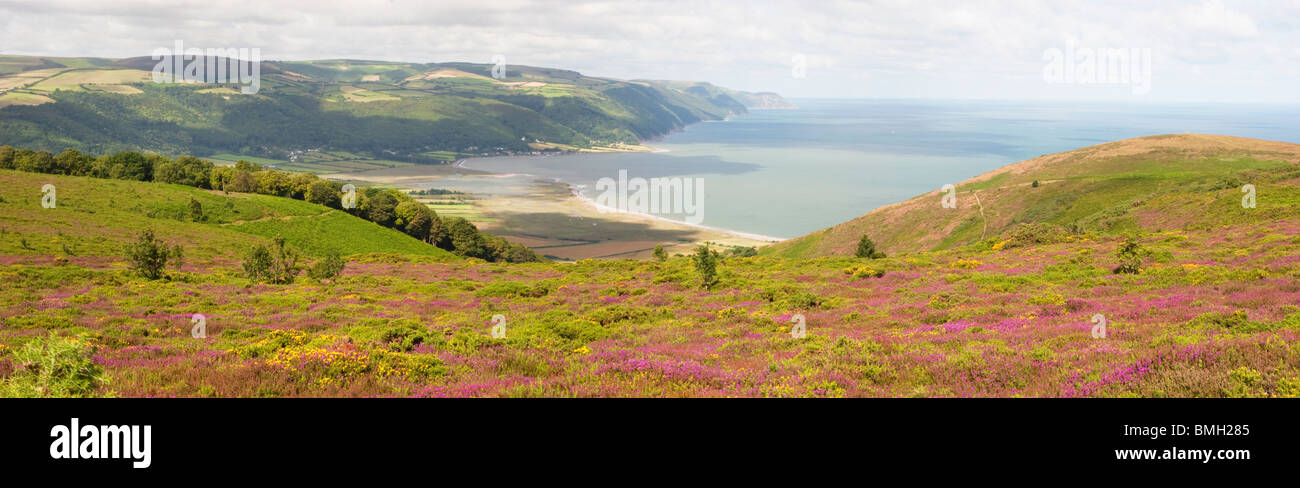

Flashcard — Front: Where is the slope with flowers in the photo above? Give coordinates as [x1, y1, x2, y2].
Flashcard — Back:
[764, 134, 1300, 258]
[1, 135, 1299, 397]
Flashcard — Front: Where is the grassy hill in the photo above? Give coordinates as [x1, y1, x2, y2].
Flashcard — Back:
[2, 135, 1298, 398]
[0, 169, 454, 260]
[0, 56, 791, 159]
[765, 134, 1300, 258]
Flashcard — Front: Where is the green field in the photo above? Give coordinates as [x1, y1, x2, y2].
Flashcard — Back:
[208, 154, 290, 166]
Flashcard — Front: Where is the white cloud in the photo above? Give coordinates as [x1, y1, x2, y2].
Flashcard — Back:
[0, 0, 1294, 101]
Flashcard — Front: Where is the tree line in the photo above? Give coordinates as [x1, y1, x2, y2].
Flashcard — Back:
[0, 145, 541, 263]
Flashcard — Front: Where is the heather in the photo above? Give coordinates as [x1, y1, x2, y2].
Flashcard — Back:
[3, 136, 1300, 397]
[2, 221, 1298, 397]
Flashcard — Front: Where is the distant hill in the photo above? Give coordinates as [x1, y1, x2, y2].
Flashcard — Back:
[0, 55, 793, 160]
[765, 134, 1300, 258]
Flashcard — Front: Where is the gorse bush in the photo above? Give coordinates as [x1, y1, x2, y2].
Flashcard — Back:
[0, 334, 109, 398]
[307, 251, 346, 281]
[124, 229, 174, 280]
[244, 237, 301, 284]
[1113, 234, 1145, 274]
[998, 222, 1071, 250]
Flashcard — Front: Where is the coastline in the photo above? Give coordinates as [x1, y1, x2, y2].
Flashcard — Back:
[457, 154, 785, 243]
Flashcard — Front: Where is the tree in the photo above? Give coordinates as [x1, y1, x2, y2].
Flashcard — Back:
[405, 209, 434, 241]
[14, 150, 55, 174]
[154, 155, 213, 188]
[855, 234, 886, 259]
[255, 170, 292, 197]
[209, 166, 235, 194]
[104, 151, 152, 181]
[125, 230, 171, 280]
[0, 146, 13, 169]
[692, 245, 720, 289]
[234, 160, 262, 172]
[428, 213, 449, 249]
[395, 201, 434, 240]
[364, 190, 398, 228]
[288, 172, 318, 199]
[1031, 180, 1040, 188]
[306, 180, 338, 207]
[653, 245, 667, 262]
[55, 149, 92, 176]
[446, 217, 486, 259]
[228, 170, 257, 193]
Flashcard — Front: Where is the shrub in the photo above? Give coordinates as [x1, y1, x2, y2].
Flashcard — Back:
[691, 245, 720, 289]
[0, 334, 108, 397]
[475, 281, 552, 298]
[243, 237, 300, 284]
[124, 229, 172, 280]
[653, 245, 667, 262]
[1113, 234, 1145, 274]
[187, 197, 204, 222]
[170, 244, 184, 269]
[855, 234, 886, 259]
[307, 251, 346, 281]
[998, 222, 1071, 250]
[726, 246, 758, 258]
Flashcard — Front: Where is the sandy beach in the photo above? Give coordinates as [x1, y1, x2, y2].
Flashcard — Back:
[320, 153, 777, 260]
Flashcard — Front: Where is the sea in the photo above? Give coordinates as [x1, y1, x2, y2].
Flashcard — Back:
[461, 99, 1300, 240]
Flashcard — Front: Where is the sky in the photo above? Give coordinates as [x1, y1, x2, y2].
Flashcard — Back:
[1, 0, 1297, 102]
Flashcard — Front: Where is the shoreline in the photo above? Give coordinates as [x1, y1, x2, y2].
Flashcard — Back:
[457, 155, 786, 244]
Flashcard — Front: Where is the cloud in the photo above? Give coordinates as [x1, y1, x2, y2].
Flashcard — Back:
[0, 0, 1294, 101]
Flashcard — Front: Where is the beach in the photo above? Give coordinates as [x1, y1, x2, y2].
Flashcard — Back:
[320, 151, 776, 261]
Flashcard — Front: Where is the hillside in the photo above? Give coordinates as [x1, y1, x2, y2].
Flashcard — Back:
[0, 169, 455, 260]
[2, 135, 1300, 398]
[0, 55, 792, 160]
[765, 134, 1300, 258]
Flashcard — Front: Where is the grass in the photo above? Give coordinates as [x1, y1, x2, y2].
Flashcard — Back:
[0, 169, 453, 260]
